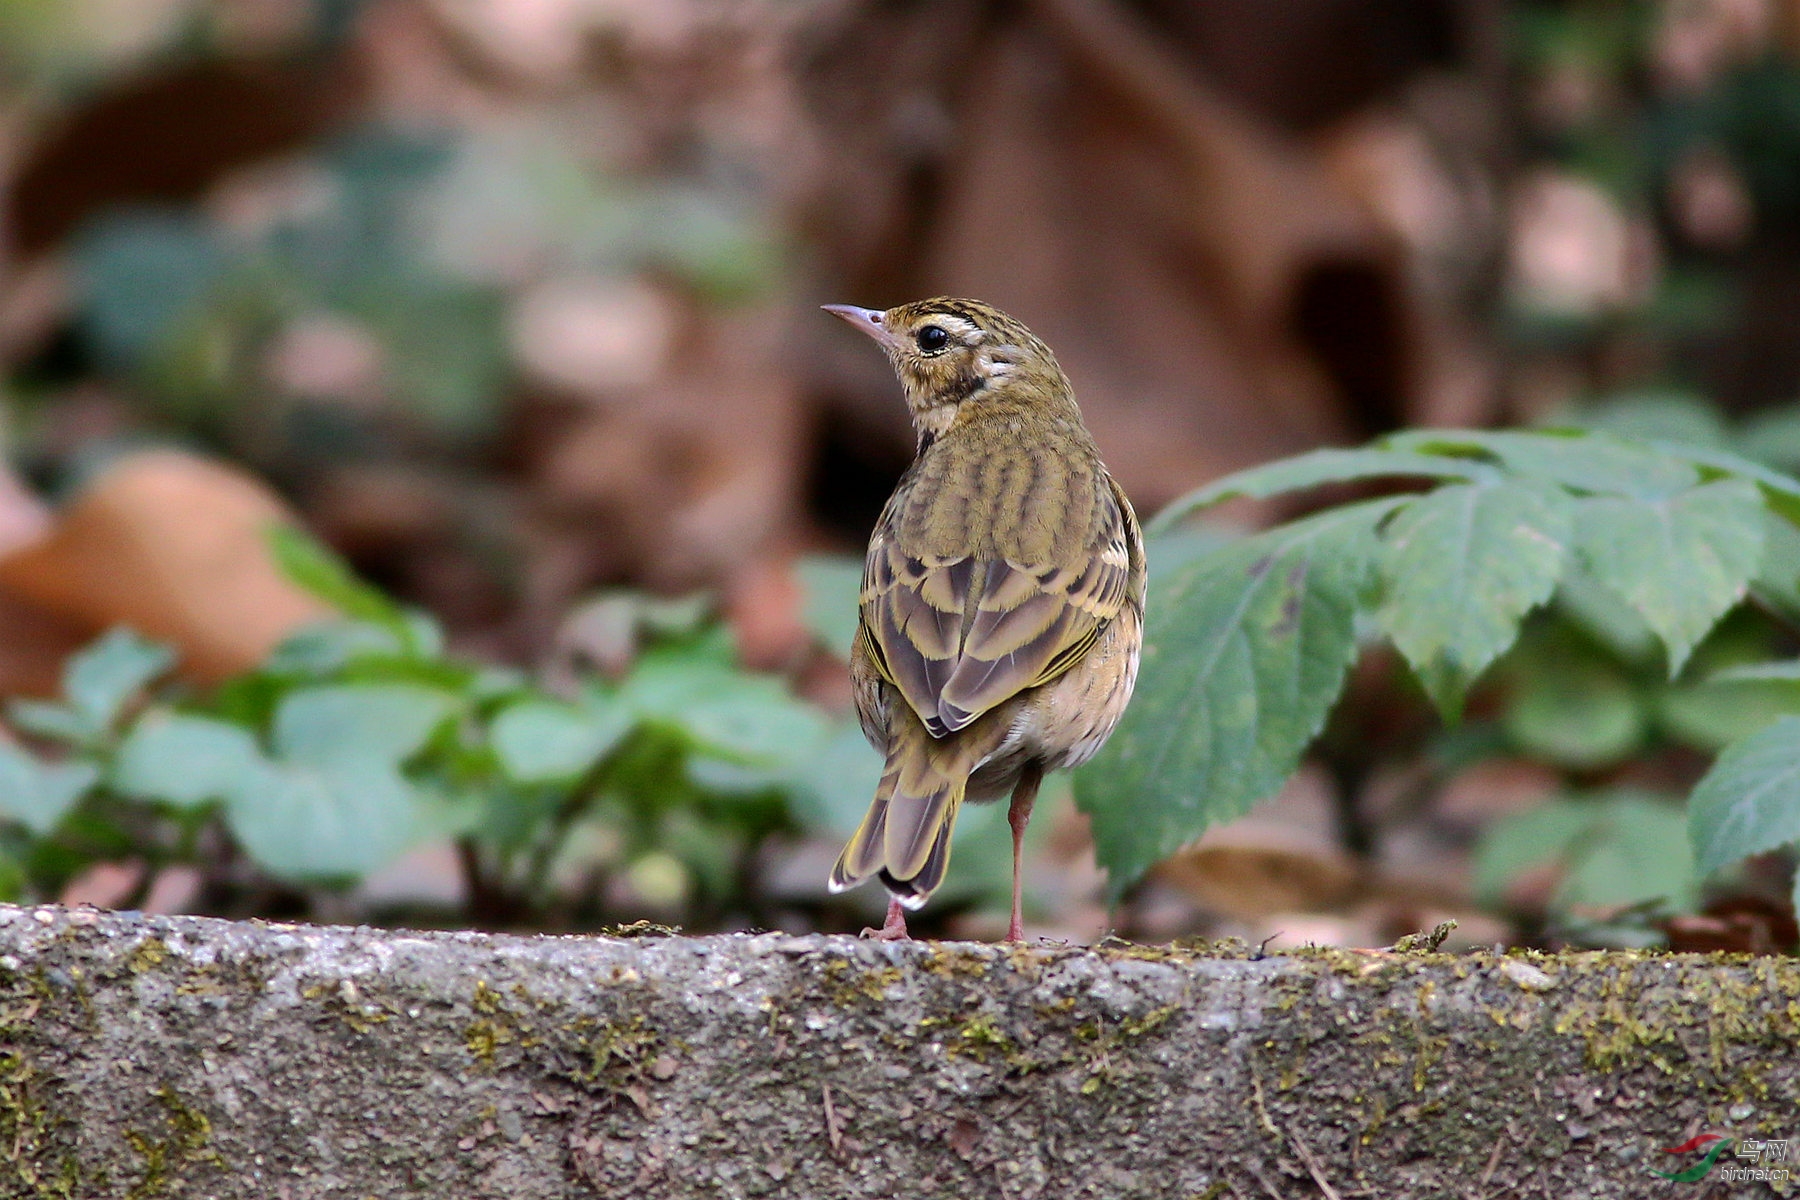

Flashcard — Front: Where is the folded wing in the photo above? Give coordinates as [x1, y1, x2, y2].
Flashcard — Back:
[860, 478, 1135, 737]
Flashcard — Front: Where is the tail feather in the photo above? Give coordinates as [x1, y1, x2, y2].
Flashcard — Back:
[880, 811, 956, 909]
[828, 770, 892, 893]
[884, 747, 965, 883]
[830, 713, 988, 906]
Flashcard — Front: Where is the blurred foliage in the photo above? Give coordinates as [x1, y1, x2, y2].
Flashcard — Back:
[57, 124, 777, 457]
[1078, 405, 1800, 937]
[0, 534, 866, 925]
[1507, 0, 1800, 403]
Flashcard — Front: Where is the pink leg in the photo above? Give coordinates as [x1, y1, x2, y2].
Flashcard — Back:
[864, 897, 910, 941]
[1005, 765, 1044, 942]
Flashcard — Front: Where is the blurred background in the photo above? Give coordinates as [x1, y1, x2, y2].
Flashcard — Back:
[0, 0, 1796, 950]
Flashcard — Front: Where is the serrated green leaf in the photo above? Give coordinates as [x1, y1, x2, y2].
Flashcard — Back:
[1151, 447, 1484, 531]
[795, 556, 863, 658]
[0, 744, 99, 835]
[1570, 480, 1765, 676]
[492, 699, 631, 783]
[111, 713, 262, 809]
[273, 684, 456, 767]
[1688, 716, 1800, 875]
[62, 628, 175, 734]
[1650, 441, 1800, 527]
[1075, 497, 1400, 898]
[1389, 429, 1699, 499]
[224, 756, 428, 881]
[1377, 479, 1572, 715]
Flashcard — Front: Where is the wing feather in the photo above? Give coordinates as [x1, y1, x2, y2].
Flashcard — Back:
[861, 471, 1137, 737]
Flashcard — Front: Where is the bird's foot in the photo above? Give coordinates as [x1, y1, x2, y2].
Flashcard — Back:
[862, 898, 910, 941]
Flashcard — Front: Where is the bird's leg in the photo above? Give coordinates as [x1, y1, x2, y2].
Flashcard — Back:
[864, 897, 910, 941]
[1006, 764, 1045, 942]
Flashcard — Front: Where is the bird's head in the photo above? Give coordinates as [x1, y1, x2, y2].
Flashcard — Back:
[822, 297, 1074, 441]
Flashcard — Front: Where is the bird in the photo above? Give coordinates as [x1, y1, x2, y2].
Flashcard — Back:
[821, 297, 1146, 942]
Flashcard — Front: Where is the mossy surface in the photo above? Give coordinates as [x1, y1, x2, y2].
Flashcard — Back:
[0, 906, 1793, 1199]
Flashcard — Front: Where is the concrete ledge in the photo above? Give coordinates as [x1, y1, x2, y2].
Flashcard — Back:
[0, 905, 1795, 1197]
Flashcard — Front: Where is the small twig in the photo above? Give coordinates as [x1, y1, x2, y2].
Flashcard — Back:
[1286, 1124, 1345, 1200]
[821, 1084, 844, 1158]
[1478, 1131, 1507, 1188]
[1246, 1055, 1280, 1138]
[1242, 1163, 1284, 1200]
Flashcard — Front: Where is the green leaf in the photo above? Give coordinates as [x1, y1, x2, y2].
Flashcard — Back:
[621, 657, 829, 768]
[1560, 795, 1696, 911]
[112, 714, 262, 809]
[266, 525, 407, 630]
[272, 684, 455, 767]
[1649, 441, 1800, 527]
[1752, 510, 1800, 620]
[62, 628, 176, 735]
[1502, 653, 1644, 770]
[1475, 791, 1696, 911]
[1075, 498, 1399, 898]
[1151, 447, 1483, 531]
[492, 698, 632, 784]
[0, 744, 100, 836]
[1472, 799, 1592, 903]
[1688, 715, 1800, 876]
[1377, 479, 1573, 715]
[1567, 392, 1729, 448]
[1656, 676, 1800, 752]
[1570, 480, 1765, 675]
[795, 556, 863, 657]
[1555, 572, 1659, 662]
[1708, 659, 1800, 683]
[224, 756, 429, 882]
[1390, 429, 1699, 500]
[5, 700, 97, 747]
[1738, 403, 1800, 473]
[73, 210, 227, 369]
[263, 619, 409, 676]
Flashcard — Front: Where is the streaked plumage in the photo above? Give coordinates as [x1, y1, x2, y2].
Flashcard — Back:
[821, 298, 1146, 941]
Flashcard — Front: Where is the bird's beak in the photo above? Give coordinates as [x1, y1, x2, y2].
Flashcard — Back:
[821, 304, 895, 350]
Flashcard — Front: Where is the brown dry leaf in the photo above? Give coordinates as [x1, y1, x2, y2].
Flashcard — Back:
[1158, 845, 1363, 921]
[1154, 768, 1362, 919]
[0, 450, 332, 683]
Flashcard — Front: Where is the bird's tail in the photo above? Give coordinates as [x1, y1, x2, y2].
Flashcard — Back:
[829, 716, 987, 909]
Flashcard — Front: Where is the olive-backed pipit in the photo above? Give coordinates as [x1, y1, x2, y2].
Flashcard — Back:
[822, 298, 1146, 941]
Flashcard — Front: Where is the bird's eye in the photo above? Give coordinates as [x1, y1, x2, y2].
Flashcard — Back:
[916, 325, 949, 353]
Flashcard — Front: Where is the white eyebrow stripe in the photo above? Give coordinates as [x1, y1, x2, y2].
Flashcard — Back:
[929, 315, 980, 343]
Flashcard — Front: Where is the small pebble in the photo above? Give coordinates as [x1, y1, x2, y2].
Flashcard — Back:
[1499, 961, 1557, 992]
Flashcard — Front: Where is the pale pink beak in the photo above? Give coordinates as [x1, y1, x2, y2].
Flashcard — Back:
[821, 304, 896, 349]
